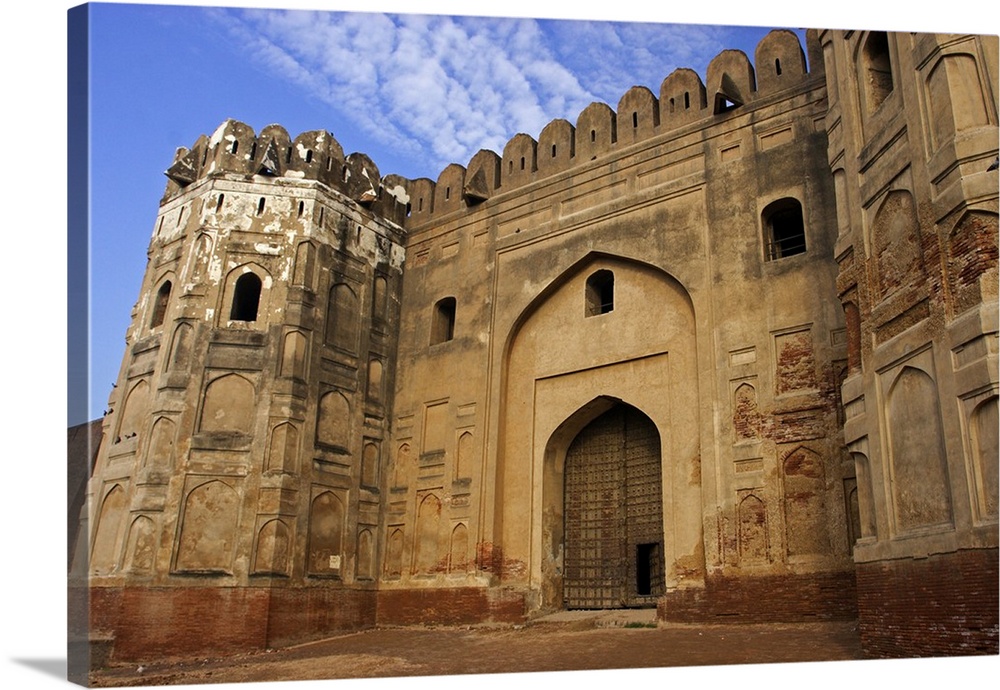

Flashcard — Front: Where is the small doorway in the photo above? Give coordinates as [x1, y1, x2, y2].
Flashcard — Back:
[563, 404, 665, 608]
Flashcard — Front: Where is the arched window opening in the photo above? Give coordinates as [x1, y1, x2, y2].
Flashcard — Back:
[149, 281, 171, 329]
[431, 297, 456, 345]
[215, 194, 225, 213]
[231, 139, 239, 154]
[256, 197, 265, 216]
[632, 112, 638, 128]
[763, 198, 807, 260]
[551, 144, 557, 158]
[297, 201, 304, 217]
[230, 273, 262, 322]
[285, 147, 292, 163]
[590, 129, 596, 142]
[585, 270, 615, 316]
[775, 58, 782, 76]
[862, 31, 894, 112]
[305, 149, 313, 164]
[445, 186, 451, 200]
[249, 142, 257, 160]
[520, 156, 525, 170]
[684, 92, 690, 109]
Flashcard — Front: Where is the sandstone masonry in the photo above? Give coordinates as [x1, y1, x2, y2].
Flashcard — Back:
[73, 28, 999, 666]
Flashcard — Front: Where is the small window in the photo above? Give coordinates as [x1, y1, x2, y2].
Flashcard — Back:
[585, 270, 614, 316]
[862, 31, 893, 113]
[305, 150, 313, 164]
[230, 273, 262, 321]
[149, 281, 171, 329]
[430, 297, 456, 345]
[763, 198, 806, 260]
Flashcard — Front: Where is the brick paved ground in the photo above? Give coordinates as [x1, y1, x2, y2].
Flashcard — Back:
[89, 611, 870, 687]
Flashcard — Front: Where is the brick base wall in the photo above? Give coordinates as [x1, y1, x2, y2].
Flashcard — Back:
[376, 587, 526, 626]
[856, 548, 999, 657]
[91, 585, 380, 662]
[266, 587, 377, 648]
[658, 570, 858, 622]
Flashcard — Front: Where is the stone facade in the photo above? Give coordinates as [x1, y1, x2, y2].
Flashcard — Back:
[76, 28, 998, 663]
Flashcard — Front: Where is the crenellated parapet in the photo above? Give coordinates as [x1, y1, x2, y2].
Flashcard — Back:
[162, 120, 409, 226]
[160, 29, 819, 234]
[405, 28, 822, 223]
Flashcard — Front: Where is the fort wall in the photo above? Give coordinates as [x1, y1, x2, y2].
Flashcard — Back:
[78, 26, 998, 663]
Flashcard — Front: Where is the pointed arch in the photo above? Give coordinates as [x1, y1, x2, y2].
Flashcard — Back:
[385, 528, 404, 579]
[308, 491, 345, 575]
[449, 523, 469, 574]
[167, 322, 194, 372]
[414, 493, 442, 574]
[280, 330, 308, 380]
[781, 445, 830, 557]
[175, 480, 239, 572]
[199, 374, 255, 433]
[124, 515, 156, 574]
[145, 416, 176, 469]
[91, 484, 127, 575]
[738, 492, 769, 564]
[253, 519, 291, 575]
[266, 422, 299, 474]
[117, 379, 150, 439]
[316, 390, 350, 449]
[356, 528, 375, 579]
[149, 280, 172, 329]
[886, 366, 952, 530]
[325, 282, 359, 351]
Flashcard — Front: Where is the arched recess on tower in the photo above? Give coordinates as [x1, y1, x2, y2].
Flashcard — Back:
[493, 252, 704, 611]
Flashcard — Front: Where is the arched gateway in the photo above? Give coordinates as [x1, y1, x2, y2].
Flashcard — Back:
[496, 254, 702, 614]
[564, 403, 664, 608]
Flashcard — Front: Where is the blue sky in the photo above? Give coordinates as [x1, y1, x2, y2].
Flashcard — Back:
[81, 3, 813, 425]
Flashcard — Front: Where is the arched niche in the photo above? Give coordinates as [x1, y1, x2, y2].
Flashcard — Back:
[356, 528, 375, 580]
[414, 493, 442, 575]
[308, 491, 345, 575]
[885, 366, 952, 531]
[125, 515, 156, 574]
[175, 479, 239, 573]
[117, 380, 150, 439]
[253, 519, 291, 576]
[199, 373, 255, 434]
[91, 484, 127, 575]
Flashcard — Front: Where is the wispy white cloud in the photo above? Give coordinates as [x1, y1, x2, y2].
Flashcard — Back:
[212, 8, 777, 177]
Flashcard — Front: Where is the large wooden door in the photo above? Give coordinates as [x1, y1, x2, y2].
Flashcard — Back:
[563, 405, 664, 609]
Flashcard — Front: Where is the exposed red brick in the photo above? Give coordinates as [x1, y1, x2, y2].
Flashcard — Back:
[377, 587, 525, 626]
[856, 549, 999, 657]
[658, 570, 858, 622]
